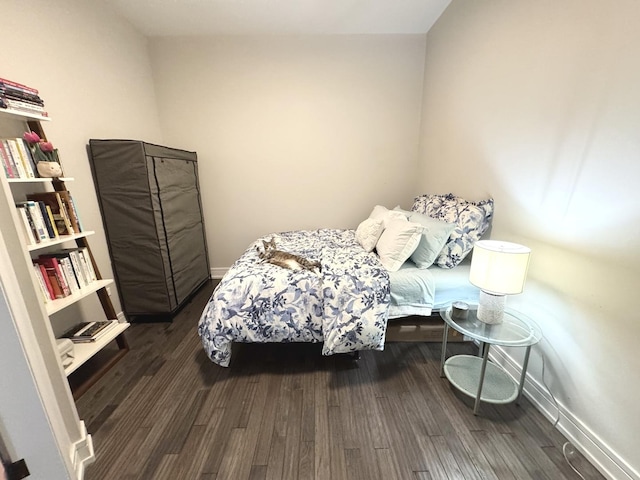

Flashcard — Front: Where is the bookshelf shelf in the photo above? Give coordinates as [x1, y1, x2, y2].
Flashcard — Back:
[8, 177, 74, 184]
[46, 279, 114, 316]
[0, 107, 51, 122]
[27, 230, 95, 252]
[64, 320, 130, 376]
[1, 105, 129, 401]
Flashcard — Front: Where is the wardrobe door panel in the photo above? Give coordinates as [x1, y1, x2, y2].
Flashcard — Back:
[152, 156, 209, 305]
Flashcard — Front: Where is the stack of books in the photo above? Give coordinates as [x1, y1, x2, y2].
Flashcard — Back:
[0, 136, 39, 179]
[15, 190, 82, 245]
[60, 321, 117, 343]
[32, 248, 97, 302]
[0, 77, 46, 117]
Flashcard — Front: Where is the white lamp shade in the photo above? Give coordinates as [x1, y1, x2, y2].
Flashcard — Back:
[469, 240, 531, 295]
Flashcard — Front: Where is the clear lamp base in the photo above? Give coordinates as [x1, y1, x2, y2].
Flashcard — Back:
[477, 291, 506, 324]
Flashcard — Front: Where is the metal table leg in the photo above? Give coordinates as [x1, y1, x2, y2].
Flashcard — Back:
[440, 324, 449, 377]
[474, 343, 491, 415]
[516, 345, 532, 405]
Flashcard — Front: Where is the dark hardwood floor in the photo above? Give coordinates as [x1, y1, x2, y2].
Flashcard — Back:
[77, 280, 604, 479]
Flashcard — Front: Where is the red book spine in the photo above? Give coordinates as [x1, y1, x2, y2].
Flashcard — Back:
[0, 77, 39, 94]
[37, 263, 56, 300]
[36, 256, 70, 297]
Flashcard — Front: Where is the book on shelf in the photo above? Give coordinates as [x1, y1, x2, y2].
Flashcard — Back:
[0, 140, 18, 178]
[60, 248, 90, 287]
[32, 263, 52, 302]
[32, 259, 64, 299]
[0, 87, 44, 106]
[77, 247, 97, 282]
[47, 252, 85, 291]
[0, 140, 14, 178]
[0, 77, 39, 95]
[33, 200, 57, 240]
[0, 77, 46, 117]
[44, 204, 59, 238]
[36, 262, 56, 301]
[7, 138, 35, 177]
[56, 190, 81, 233]
[26, 191, 74, 235]
[4, 139, 27, 178]
[35, 255, 71, 297]
[16, 201, 48, 242]
[58, 255, 80, 294]
[75, 247, 98, 283]
[60, 321, 117, 343]
[16, 204, 38, 245]
[14, 138, 38, 177]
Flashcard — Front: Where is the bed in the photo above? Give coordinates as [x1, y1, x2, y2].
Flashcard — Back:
[198, 193, 494, 367]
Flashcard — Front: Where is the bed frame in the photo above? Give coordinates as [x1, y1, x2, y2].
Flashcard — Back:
[385, 313, 464, 342]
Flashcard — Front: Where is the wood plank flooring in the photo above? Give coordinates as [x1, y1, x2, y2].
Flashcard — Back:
[76, 280, 604, 479]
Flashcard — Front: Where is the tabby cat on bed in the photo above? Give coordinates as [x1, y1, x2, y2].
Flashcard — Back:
[257, 237, 322, 272]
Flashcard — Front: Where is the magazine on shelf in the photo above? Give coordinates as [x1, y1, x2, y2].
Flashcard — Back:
[60, 321, 117, 343]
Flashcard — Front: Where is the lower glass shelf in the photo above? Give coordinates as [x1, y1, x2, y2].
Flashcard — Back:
[443, 354, 518, 404]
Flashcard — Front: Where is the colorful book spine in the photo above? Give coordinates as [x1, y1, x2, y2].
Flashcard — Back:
[0, 141, 14, 178]
[36, 263, 56, 301]
[36, 256, 70, 297]
[15, 138, 38, 177]
[5, 140, 27, 178]
[78, 247, 97, 282]
[16, 204, 38, 245]
[17, 201, 47, 241]
[1, 140, 19, 178]
[0, 77, 39, 94]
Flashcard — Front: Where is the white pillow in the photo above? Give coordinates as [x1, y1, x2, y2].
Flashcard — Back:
[407, 212, 456, 269]
[369, 205, 407, 228]
[355, 218, 384, 252]
[375, 218, 423, 272]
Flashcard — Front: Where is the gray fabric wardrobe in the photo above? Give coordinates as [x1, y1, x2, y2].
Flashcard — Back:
[88, 139, 210, 320]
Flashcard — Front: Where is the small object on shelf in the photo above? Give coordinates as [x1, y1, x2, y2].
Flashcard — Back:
[60, 321, 116, 343]
[37, 161, 63, 177]
[451, 301, 469, 320]
[56, 338, 75, 367]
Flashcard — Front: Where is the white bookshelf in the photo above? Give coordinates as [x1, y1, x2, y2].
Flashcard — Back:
[0, 108, 129, 398]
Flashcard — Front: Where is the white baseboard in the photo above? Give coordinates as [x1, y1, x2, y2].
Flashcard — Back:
[490, 347, 639, 480]
[210, 267, 228, 279]
[116, 311, 126, 323]
[72, 420, 94, 479]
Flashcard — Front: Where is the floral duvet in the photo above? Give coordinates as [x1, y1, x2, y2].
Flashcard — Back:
[198, 229, 390, 367]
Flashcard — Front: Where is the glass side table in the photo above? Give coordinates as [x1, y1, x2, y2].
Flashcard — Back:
[440, 304, 542, 415]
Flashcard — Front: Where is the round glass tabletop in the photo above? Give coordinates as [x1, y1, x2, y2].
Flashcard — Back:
[440, 304, 542, 347]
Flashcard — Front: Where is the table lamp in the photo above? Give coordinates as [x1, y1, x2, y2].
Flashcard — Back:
[469, 240, 531, 324]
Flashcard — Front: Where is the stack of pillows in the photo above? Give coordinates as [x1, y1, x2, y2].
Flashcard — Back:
[355, 193, 494, 271]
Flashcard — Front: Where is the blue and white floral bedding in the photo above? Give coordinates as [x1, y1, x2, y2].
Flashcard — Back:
[198, 229, 391, 367]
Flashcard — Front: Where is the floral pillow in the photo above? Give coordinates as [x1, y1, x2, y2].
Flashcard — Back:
[411, 193, 494, 268]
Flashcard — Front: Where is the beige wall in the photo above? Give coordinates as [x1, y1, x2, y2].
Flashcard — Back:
[149, 35, 426, 268]
[420, 1, 640, 476]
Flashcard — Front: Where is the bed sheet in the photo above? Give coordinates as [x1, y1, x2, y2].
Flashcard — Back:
[388, 258, 479, 318]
